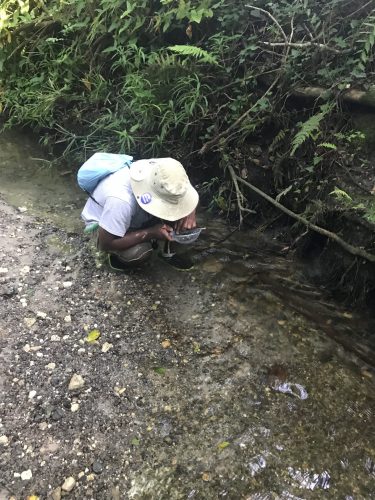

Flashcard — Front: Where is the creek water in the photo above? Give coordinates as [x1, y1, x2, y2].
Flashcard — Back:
[1, 130, 375, 498]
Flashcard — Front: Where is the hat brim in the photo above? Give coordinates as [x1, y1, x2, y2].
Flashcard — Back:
[130, 175, 199, 221]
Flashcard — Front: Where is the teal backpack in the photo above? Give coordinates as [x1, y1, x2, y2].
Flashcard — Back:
[77, 152, 133, 194]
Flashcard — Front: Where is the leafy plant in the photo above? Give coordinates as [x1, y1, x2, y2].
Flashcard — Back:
[291, 103, 334, 156]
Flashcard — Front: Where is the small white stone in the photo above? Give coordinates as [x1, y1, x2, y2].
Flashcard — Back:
[101, 342, 113, 353]
[46, 362, 56, 370]
[68, 374, 85, 391]
[23, 344, 31, 353]
[18, 206, 28, 213]
[20, 469, 32, 480]
[37, 311, 47, 319]
[28, 390, 36, 399]
[0, 435, 9, 446]
[20, 266, 30, 274]
[63, 281, 73, 288]
[64, 315, 72, 323]
[61, 476, 76, 492]
[24, 317, 36, 328]
[0, 267, 8, 274]
[71, 403, 80, 413]
[50, 335, 61, 342]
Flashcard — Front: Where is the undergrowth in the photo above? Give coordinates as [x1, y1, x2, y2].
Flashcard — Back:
[0, 0, 374, 225]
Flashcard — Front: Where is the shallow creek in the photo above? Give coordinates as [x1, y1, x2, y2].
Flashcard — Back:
[0, 130, 374, 499]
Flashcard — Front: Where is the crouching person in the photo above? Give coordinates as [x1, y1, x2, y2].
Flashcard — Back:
[81, 158, 199, 268]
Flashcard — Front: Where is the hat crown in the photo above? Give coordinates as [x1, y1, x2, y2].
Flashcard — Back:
[154, 161, 188, 202]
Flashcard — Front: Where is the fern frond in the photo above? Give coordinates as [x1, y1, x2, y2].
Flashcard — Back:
[355, 13, 375, 70]
[329, 187, 352, 201]
[291, 103, 333, 156]
[318, 142, 337, 149]
[269, 128, 288, 152]
[168, 45, 218, 65]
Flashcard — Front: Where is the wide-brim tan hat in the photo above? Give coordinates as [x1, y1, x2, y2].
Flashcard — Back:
[130, 158, 199, 221]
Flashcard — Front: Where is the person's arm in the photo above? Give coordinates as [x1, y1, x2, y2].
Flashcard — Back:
[174, 209, 197, 233]
[98, 223, 173, 252]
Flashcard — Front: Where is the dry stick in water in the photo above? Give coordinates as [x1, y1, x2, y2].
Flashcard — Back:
[227, 165, 375, 264]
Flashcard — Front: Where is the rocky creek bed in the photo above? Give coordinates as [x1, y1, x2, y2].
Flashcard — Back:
[1, 197, 375, 499]
[0, 131, 375, 499]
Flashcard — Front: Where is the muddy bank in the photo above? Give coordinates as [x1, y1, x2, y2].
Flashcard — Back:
[1, 192, 375, 499]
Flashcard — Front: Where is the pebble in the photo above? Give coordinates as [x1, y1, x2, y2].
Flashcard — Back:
[37, 311, 47, 319]
[92, 461, 103, 474]
[51, 487, 62, 500]
[50, 335, 61, 342]
[17, 206, 28, 213]
[64, 315, 72, 323]
[24, 317, 36, 328]
[63, 281, 73, 288]
[101, 342, 113, 353]
[39, 422, 48, 431]
[28, 390, 36, 399]
[20, 469, 32, 481]
[61, 476, 76, 492]
[20, 266, 30, 274]
[68, 374, 85, 391]
[51, 408, 65, 421]
[71, 403, 80, 413]
[0, 435, 9, 446]
[46, 362, 56, 370]
[0, 267, 8, 274]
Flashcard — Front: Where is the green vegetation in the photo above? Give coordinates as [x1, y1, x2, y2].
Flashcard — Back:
[0, 0, 374, 222]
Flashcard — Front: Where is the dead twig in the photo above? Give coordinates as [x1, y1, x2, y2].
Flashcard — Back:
[199, 75, 280, 155]
[227, 164, 256, 225]
[246, 5, 288, 44]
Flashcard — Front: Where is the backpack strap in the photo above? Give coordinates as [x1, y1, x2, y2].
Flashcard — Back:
[86, 190, 103, 208]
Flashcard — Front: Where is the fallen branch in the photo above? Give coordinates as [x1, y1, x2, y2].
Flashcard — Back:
[293, 86, 375, 108]
[233, 172, 375, 263]
[261, 41, 346, 54]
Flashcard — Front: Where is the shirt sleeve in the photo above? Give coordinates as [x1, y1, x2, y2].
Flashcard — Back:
[99, 196, 135, 237]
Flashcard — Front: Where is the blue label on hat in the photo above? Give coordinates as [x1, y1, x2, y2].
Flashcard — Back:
[140, 192, 152, 204]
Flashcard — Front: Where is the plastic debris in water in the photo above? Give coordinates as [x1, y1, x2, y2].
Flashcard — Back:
[280, 492, 305, 500]
[245, 493, 273, 500]
[288, 467, 330, 490]
[365, 457, 375, 477]
[273, 382, 308, 400]
[247, 454, 267, 477]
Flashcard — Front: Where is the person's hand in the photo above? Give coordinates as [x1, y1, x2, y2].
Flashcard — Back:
[174, 210, 197, 233]
[149, 223, 173, 241]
